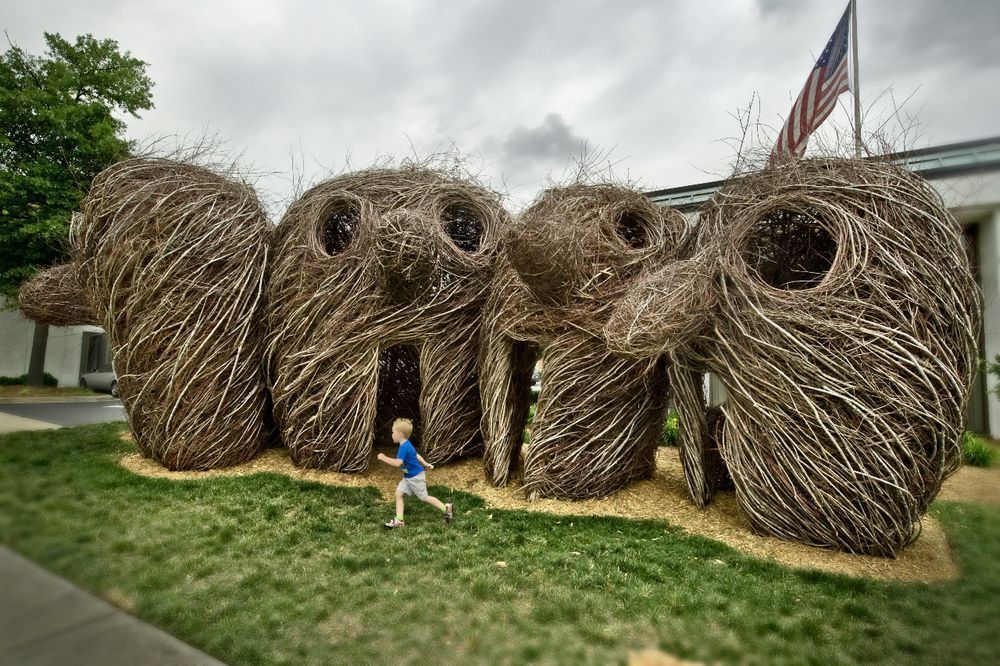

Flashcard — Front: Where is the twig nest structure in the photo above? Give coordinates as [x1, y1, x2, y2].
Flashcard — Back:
[71, 158, 273, 470]
[18, 260, 98, 326]
[266, 166, 508, 471]
[481, 184, 688, 498]
[608, 158, 981, 556]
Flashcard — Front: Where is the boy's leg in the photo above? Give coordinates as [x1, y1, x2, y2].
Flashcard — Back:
[422, 495, 446, 511]
[396, 491, 406, 520]
[385, 480, 408, 527]
[422, 495, 454, 522]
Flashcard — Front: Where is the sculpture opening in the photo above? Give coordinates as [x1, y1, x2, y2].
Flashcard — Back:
[321, 202, 360, 256]
[376, 344, 423, 448]
[742, 209, 837, 290]
[442, 202, 484, 253]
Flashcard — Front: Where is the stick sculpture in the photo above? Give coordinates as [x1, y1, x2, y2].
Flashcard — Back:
[266, 166, 508, 470]
[17, 260, 96, 327]
[18, 152, 981, 559]
[480, 184, 688, 499]
[20, 158, 273, 470]
[606, 158, 981, 556]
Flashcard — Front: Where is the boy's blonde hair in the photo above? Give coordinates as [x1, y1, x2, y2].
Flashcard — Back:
[392, 418, 413, 438]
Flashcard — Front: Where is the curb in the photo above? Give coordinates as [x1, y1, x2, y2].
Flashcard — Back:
[0, 396, 119, 405]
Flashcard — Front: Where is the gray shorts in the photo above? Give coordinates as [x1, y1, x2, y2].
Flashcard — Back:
[396, 472, 428, 499]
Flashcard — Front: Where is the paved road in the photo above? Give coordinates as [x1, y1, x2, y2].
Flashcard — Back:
[1, 403, 226, 664]
[0, 546, 226, 665]
[0, 399, 125, 431]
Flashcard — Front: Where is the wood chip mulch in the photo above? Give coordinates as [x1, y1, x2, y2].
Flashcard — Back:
[119, 432, 998, 583]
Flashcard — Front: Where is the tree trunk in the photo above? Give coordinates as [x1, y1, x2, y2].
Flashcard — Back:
[27, 323, 49, 387]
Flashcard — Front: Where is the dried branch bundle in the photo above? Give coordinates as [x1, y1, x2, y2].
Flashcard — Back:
[266, 166, 508, 470]
[481, 184, 687, 498]
[18, 260, 97, 326]
[609, 158, 981, 556]
[72, 158, 273, 470]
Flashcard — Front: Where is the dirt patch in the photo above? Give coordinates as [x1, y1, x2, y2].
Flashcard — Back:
[937, 464, 1000, 505]
[629, 650, 703, 666]
[100, 588, 136, 612]
[119, 443, 975, 584]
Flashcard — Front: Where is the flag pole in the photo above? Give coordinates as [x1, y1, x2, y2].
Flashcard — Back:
[851, 0, 862, 158]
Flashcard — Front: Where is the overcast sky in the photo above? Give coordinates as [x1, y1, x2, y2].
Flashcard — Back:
[6, 0, 998, 214]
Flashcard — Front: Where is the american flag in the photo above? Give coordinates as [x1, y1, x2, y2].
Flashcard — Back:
[772, 4, 853, 160]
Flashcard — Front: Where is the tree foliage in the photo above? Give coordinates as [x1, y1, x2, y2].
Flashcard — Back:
[0, 32, 154, 298]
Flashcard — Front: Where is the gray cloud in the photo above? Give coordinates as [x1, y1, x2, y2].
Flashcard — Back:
[756, 0, 814, 18]
[501, 113, 588, 164]
[4, 0, 997, 211]
[868, 0, 1000, 71]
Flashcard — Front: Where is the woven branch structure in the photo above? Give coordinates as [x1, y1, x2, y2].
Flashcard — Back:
[15, 152, 980, 558]
[68, 158, 273, 470]
[607, 158, 981, 556]
[481, 184, 687, 499]
[18, 259, 98, 326]
[266, 166, 508, 470]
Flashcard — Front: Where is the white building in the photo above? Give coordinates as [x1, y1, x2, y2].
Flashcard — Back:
[0, 304, 110, 388]
[648, 136, 1000, 437]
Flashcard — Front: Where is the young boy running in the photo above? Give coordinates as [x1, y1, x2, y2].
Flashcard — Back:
[377, 418, 453, 528]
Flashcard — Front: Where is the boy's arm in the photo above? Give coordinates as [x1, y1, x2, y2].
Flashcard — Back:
[416, 454, 434, 470]
[377, 453, 403, 468]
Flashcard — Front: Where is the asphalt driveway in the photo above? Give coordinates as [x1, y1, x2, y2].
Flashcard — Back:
[0, 399, 125, 433]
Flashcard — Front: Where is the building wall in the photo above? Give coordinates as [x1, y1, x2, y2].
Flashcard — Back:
[0, 303, 35, 379]
[940, 170, 1000, 437]
[0, 298, 103, 387]
[978, 213, 1000, 436]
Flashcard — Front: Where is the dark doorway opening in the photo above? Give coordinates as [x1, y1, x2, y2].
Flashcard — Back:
[376, 344, 423, 450]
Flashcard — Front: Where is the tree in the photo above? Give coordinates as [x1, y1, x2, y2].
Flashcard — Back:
[0, 32, 153, 385]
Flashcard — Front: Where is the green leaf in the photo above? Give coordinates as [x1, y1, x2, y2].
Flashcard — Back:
[0, 32, 154, 296]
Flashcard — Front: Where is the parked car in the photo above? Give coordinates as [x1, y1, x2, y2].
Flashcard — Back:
[79, 369, 118, 398]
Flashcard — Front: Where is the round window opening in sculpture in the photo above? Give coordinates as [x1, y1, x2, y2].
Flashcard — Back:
[321, 202, 360, 255]
[615, 211, 649, 249]
[442, 203, 483, 252]
[742, 209, 837, 290]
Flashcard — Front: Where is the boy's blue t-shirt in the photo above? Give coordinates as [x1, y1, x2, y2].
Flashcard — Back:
[396, 440, 423, 478]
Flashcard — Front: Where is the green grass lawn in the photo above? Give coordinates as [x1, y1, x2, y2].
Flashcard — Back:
[1, 424, 998, 665]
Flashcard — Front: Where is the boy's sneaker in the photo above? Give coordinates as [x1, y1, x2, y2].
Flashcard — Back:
[443, 503, 454, 523]
[384, 518, 405, 528]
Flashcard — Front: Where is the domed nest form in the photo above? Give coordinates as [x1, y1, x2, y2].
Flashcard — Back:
[266, 165, 508, 471]
[72, 158, 273, 470]
[18, 259, 98, 326]
[481, 183, 688, 499]
[612, 157, 981, 557]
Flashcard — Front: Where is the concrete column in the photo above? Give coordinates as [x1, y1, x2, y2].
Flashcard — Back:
[980, 210, 1000, 437]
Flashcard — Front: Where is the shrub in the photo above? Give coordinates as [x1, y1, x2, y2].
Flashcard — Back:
[0, 373, 58, 387]
[523, 401, 537, 446]
[963, 431, 997, 468]
[989, 355, 1000, 401]
[662, 409, 679, 447]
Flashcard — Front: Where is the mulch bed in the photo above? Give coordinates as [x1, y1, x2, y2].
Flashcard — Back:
[118, 431, 992, 583]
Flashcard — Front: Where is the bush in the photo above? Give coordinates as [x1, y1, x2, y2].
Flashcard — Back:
[523, 401, 537, 446]
[963, 431, 997, 468]
[989, 355, 1000, 401]
[0, 373, 58, 387]
[662, 409, 679, 446]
